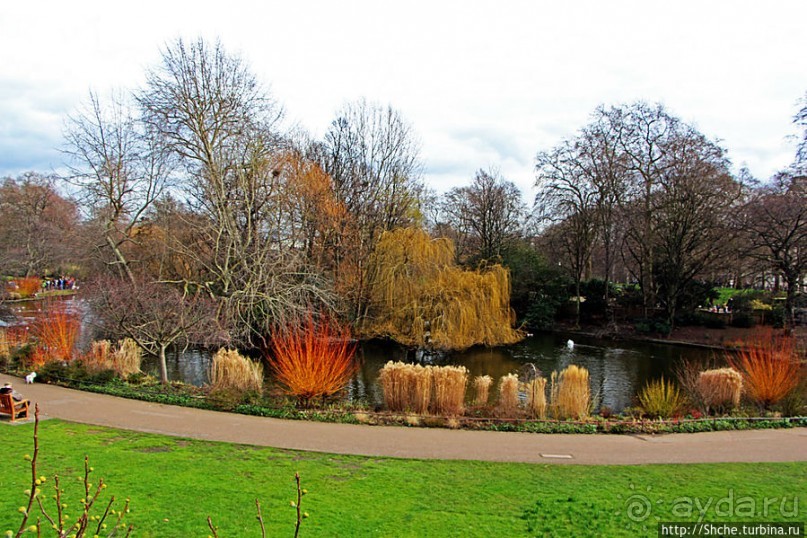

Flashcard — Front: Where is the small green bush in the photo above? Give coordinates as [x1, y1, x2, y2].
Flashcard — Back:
[634, 318, 671, 336]
[730, 313, 756, 328]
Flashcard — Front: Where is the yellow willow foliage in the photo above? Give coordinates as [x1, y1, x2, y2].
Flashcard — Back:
[363, 227, 523, 350]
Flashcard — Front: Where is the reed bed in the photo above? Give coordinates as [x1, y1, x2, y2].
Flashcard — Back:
[497, 373, 520, 416]
[0, 328, 11, 358]
[82, 340, 113, 372]
[411, 365, 433, 414]
[111, 338, 142, 378]
[550, 365, 590, 420]
[473, 375, 493, 406]
[525, 377, 547, 418]
[210, 348, 264, 394]
[432, 365, 468, 416]
[378, 361, 414, 412]
[378, 362, 468, 415]
[81, 338, 142, 378]
[697, 368, 743, 412]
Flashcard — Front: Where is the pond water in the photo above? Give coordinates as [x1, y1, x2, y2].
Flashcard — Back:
[143, 332, 722, 412]
[6, 296, 723, 412]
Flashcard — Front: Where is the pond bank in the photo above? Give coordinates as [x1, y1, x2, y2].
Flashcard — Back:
[554, 323, 807, 353]
[2, 372, 805, 465]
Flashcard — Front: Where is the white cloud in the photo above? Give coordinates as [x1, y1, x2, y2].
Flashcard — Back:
[1, 0, 806, 194]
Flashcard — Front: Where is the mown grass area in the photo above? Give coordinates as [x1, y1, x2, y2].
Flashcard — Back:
[1, 420, 804, 537]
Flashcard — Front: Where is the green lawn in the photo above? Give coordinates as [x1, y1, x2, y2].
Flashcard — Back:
[1, 420, 804, 537]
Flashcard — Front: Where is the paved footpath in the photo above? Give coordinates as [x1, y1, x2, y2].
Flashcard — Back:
[2, 374, 805, 465]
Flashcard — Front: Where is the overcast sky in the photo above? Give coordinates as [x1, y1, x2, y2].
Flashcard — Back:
[1, 1, 806, 197]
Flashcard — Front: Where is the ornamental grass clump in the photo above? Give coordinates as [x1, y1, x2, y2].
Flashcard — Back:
[497, 373, 520, 416]
[727, 329, 802, 408]
[0, 328, 11, 359]
[550, 365, 590, 420]
[112, 338, 142, 378]
[269, 314, 358, 405]
[210, 348, 263, 394]
[83, 339, 113, 372]
[378, 362, 468, 415]
[411, 364, 433, 414]
[525, 377, 547, 419]
[432, 365, 468, 416]
[473, 375, 493, 406]
[82, 338, 142, 378]
[697, 368, 742, 413]
[638, 376, 686, 418]
[378, 361, 412, 412]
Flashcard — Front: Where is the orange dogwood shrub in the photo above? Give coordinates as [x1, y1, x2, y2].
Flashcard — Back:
[727, 328, 802, 408]
[14, 277, 42, 298]
[32, 301, 80, 364]
[268, 314, 358, 405]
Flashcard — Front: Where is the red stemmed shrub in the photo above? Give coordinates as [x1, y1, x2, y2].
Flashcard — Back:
[15, 277, 42, 298]
[32, 300, 80, 364]
[267, 313, 358, 405]
[727, 328, 802, 409]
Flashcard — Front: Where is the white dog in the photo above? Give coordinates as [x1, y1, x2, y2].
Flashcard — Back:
[25, 372, 36, 384]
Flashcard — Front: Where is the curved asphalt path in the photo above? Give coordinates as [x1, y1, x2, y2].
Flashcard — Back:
[2, 373, 805, 465]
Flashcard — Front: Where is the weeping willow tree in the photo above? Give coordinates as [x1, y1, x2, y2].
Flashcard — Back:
[361, 227, 523, 350]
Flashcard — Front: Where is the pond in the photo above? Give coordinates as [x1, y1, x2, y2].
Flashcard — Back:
[6, 296, 723, 412]
[143, 332, 722, 412]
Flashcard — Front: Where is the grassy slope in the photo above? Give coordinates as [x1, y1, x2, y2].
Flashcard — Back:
[0, 421, 804, 537]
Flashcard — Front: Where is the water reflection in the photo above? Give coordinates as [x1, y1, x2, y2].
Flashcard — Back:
[7, 296, 723, 412]
[139, 332, 721, 412]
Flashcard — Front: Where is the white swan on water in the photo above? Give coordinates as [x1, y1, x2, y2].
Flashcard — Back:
[566, 339, 575, 350]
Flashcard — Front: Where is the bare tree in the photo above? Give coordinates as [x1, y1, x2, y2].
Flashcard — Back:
[137, 37, 334, 344]
[741, 173, 807, 332]
[321, 99, 424, 322]
[535, 142, 599, 327]
[567, 109, 630, 326]
[649, 129, 739, 326]
[63, 90, 172, 282]
[89, 276, 226, 384]
[441, 168, 525, 264]
[795, 91, 807, 168]
[0, 173, 79, 276]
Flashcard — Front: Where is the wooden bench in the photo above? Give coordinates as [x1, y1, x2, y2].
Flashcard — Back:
[0, 393, 29, 422]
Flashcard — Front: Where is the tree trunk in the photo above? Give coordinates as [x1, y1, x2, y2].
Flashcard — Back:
[158, 343, 169, 385]
[784, 272, 797, 336]
[106, 234, 135, 284]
